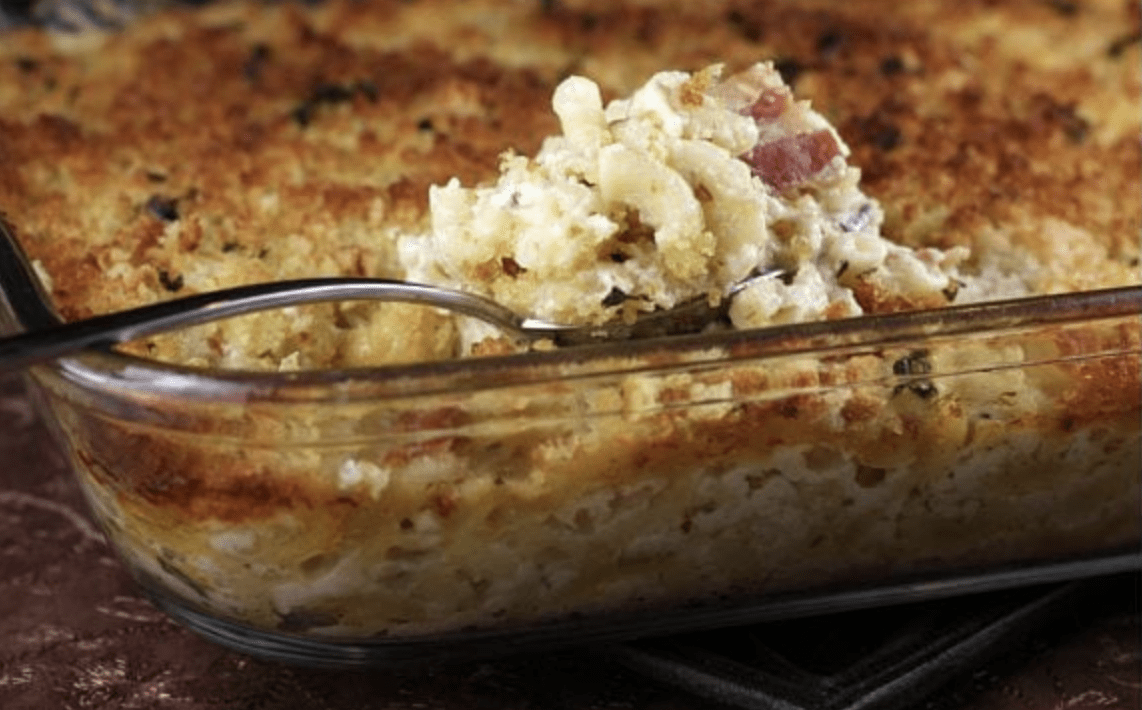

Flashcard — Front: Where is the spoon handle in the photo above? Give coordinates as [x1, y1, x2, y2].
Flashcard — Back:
[0, 277, 550, 373]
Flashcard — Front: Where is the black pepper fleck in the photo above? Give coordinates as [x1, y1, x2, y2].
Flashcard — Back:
[1041, 0, 1079, 16]
[355, 80, 379, 102]
[157, 270, 184, 293]
[725, 8, 763, 43]
[872, 122, 901, 151]
[879, 55, 905, 76]
[852, 112, 902, 152]
[145, 194, 179, 222]
[1032, 94, 1090, 144]
[291, 81, 373, 128]
[815, 29, 844, 59]
[291, 105, 313, 127]
[1107, 30, 1141, 58]
[243, 43, 271, 82]
[773, 57, 805, 87]
[1062, 115, 1088, 144]
[417, 117, 434, 132]
[311, 83, 356, 104]
[601, 287, 627, 307]
[892, 350, 938, 399]
[893, 350, 932, 376]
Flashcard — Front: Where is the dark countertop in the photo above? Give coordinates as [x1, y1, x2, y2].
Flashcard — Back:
[1, 372, 1138, 709]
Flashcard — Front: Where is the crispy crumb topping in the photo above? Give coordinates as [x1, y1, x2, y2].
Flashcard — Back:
[0, 0, 1136, 369]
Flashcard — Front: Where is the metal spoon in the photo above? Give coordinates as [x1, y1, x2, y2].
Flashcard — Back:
[0, 223, 777, 372]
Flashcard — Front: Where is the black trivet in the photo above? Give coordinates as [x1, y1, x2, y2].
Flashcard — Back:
[609, 574, 1133, 710]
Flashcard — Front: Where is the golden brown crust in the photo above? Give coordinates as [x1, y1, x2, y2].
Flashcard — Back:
[0, 0, 1137, 339]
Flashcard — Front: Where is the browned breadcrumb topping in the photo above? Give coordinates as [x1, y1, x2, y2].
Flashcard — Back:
[0, 0, 1137, 368]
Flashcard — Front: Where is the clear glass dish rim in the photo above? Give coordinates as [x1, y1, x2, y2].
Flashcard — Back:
[3, 220, 1140, 403]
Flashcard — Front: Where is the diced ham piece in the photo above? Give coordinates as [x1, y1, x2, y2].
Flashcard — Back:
[707, 64, 841, 190]
[745, 88, 788, 121]
[742, 130, 841, 192]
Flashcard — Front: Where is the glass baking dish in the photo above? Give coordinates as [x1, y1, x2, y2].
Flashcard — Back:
[2, 219, 1139, 667]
